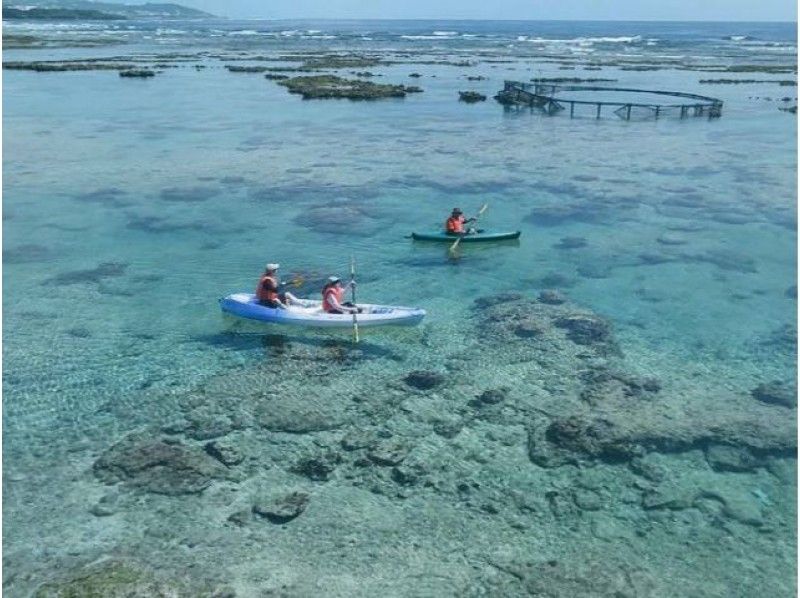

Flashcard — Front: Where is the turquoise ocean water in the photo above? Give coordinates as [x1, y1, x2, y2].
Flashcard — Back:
[3, 19, 797, 596]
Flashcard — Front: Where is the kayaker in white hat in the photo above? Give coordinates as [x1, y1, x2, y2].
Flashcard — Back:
[255, 263, 297, 309]
[321, 276, 360, 314]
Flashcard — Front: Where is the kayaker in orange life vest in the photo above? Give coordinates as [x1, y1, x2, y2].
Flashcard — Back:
[322, 276, 361, 314]
[445, 208, 477, 234]
[255, 263, 298, 309]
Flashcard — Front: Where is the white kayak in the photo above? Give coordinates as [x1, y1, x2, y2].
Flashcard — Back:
[219, 293, 425, 328]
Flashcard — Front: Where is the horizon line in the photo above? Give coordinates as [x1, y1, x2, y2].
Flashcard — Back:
[215, 16, 798, 24]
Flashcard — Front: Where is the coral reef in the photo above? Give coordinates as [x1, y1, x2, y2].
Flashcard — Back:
[278, 75, 422, 100]
[458, 91, 487, 103]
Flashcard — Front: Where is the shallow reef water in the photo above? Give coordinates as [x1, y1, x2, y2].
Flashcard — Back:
[2, 18, 797, 598]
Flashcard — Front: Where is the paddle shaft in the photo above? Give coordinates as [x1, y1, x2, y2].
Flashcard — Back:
[450, 203, 488, 252]
[350, 257, 359, 343]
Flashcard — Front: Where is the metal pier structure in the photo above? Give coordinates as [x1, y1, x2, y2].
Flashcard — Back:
[496, 80, 723, 119]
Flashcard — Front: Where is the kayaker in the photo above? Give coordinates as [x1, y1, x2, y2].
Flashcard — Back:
[255, 263, 297, 309]
[322, 276, 361, 314]
[445, 208, 476, 234]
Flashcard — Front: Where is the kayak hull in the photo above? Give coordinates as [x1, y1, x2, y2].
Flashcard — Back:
[411, 231, 521, 243]
[220, 294, 425, 328]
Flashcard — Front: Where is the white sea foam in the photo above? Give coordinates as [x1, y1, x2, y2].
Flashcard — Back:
[520, 35, 642, 46]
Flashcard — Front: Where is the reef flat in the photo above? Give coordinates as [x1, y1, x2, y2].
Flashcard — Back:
[3, 17, 796, 598]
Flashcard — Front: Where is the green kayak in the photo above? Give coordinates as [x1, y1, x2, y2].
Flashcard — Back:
[411, 230, 521, 243]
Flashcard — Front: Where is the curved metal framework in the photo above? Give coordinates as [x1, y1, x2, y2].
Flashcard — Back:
[497, 80, 723, 120]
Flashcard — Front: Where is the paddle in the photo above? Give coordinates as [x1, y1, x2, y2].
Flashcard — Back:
[449, 203, 488, 253]
[350, 255, 359, 343]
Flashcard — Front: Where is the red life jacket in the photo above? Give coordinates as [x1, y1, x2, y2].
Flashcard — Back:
[446, 215, 465, 233]
[256, 274, 278, 302]
[322, 285, 344, 313]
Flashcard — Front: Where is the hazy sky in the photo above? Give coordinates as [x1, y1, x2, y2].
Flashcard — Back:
[172, 0, 796, 21]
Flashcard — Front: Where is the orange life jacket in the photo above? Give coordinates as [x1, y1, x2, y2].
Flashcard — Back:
[446, 215, 465, 233]
[256, 274, 278, 303]
[322, 285, 344, 313]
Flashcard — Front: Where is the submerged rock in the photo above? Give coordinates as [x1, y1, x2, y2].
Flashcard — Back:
[536, 272, 576, 288]
[3, 243, 52, 264]
[685, 249, 758, 273]
[45, 262, 127, 285]
[303, 55, 381, 69]
[474, 294, 620, 360]
[89, 492, 119, 517]
[4, 60, 138, 72]
[538, 290, 566, 305]
[751, 381, 797, 408]
[459, 91, 487, 103]
[278, 75, 420, 100]
[186, 413, 237, 441]
[256, 395, 347, 433]
[291, 450, 341, 481]
[33, 559, 193, 597]
[629, 455, 667, 482]
[529, 400, 796, 469]
[160, 185, 219, 203]
[93, 432, 225, 495]
[554, 314, 613, 346]
[473, 292, 524, 309]
[227, 509, 252, 526]
[403, 370, 445, 390]
[656, 233, 687, 246]
[253, 491, 310, 523]
[368, 441, 410, 466]
[576, 263, 612, 279]
[294, 202, 383, 235]
[515, 321, 545, 338]
[225, 65, 269, 73]
[553, 236, 587, 250]
[482, 556, 659, 597]
[578, 367, 660, 405]
[475, 388, 508, 405]
[722, 494, 764, 526]
[705, 444, 760, 472]
[204, 439, 244, 467]
[642, 483, 694, 511]
[119, 69, 155, 78]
